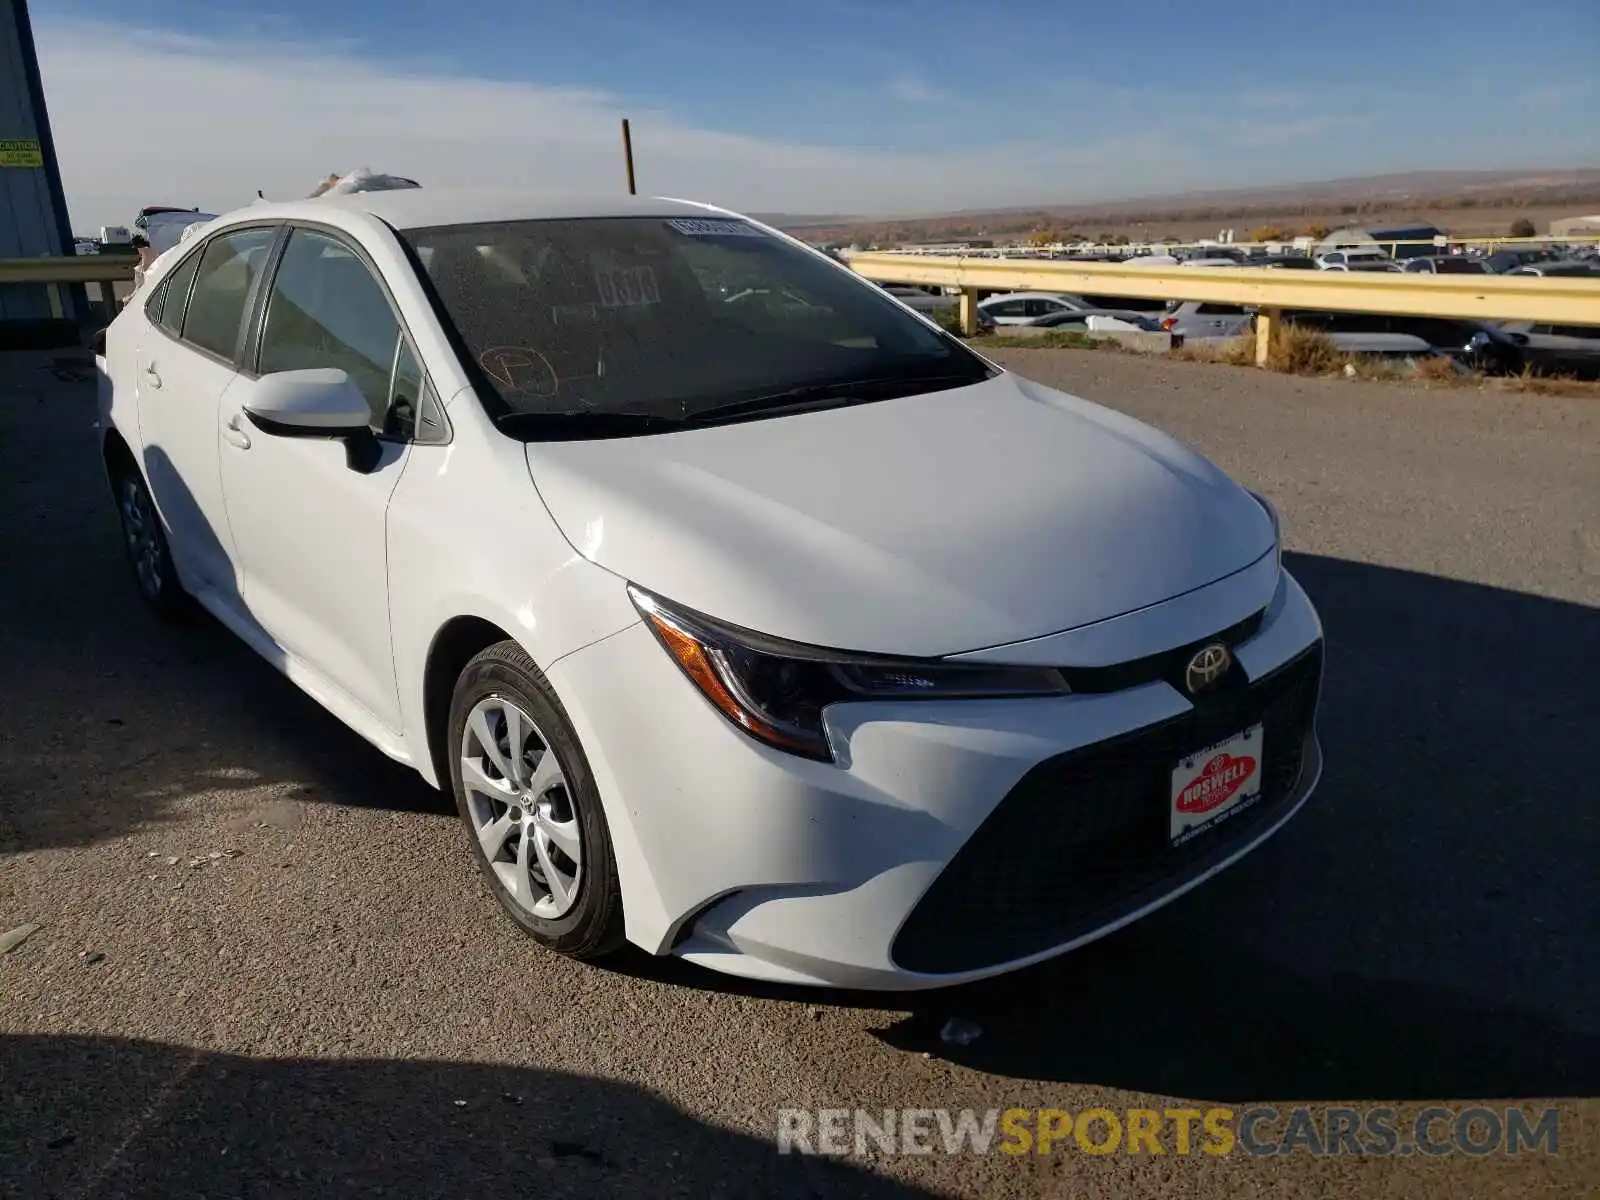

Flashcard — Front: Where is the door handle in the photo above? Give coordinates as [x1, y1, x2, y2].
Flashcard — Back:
[143, 364, 162, 390]
[222, 413, 252, 450]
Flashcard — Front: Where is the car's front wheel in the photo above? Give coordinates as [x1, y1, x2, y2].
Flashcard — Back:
[447, 641, 625, 959]
[113, 466, 189, 620]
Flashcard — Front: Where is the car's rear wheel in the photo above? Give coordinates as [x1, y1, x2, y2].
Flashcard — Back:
[114, 467, 189, 620]
[448, 641, 624, 959]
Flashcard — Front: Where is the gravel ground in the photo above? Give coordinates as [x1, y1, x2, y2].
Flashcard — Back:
[2, 347, 1595, 1198]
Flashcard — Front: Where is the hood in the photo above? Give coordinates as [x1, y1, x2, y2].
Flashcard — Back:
[526, 372, 1275, 657]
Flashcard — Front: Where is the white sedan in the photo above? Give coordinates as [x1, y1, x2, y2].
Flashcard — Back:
[97, 190, 1325, 989]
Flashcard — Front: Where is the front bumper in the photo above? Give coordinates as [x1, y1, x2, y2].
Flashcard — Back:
[547, 567, 1324, 990]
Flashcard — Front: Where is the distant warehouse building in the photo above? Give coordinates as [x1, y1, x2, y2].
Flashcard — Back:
[1, 0, 81, 346]
[1550, 214, 1600, 237]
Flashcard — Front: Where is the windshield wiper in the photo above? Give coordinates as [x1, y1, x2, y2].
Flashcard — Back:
[495, 410, 688, 439]
[687, 372, 981, 425]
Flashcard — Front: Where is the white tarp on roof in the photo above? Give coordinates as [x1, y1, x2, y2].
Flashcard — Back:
[307, 168, 422, 197]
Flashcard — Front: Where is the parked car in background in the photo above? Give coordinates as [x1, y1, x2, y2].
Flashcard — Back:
[1315, 249, 1390, 269]
[1081, 293, 1171, 313]
[879, 284, 956, 313]
[1161, 301, 1254, 340]
[1253, 256, 1318, 269]
[1026, 309, 1167, 333]
[1506, 260, 1600, 278]
[1282, 311, 1524, 374]
[1401, 257, 1488, 274]
[977, 291, 1090, 325]
[98, 190, 1322, 989]
[1320, 260, 1405, 273]
[1482, 247, 1559, 274]
[1496, 321, 1600, 378]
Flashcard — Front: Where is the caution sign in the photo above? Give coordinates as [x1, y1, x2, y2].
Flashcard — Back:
[0, 138, 44, 168]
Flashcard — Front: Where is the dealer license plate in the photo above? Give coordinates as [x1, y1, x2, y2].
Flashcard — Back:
[1170, 724, 1264, 846]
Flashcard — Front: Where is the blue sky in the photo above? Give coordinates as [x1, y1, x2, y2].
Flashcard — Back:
[35, 0, 1600, 228]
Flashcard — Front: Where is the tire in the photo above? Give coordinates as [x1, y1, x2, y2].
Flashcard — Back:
[112, 465, 191, 621]
[447, 640, 625, 959]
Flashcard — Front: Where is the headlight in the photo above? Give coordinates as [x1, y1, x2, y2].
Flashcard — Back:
[1248, 489, 1283, 575]
[628, 586, 1069, 761]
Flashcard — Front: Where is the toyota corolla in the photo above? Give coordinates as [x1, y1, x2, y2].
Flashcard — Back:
[97, 190, 1324, 989]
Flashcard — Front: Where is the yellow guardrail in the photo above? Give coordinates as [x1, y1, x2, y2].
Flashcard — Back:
[0, 255, 138, 285]
[0, 255, 138, 324]
[848, 252, 1600, 364]
[885, 235, 1600, 257]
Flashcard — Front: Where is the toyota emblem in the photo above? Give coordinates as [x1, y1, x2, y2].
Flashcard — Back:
[1184, 643, 1232, 694]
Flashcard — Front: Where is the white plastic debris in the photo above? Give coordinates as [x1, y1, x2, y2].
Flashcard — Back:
[1, 923, 44, 954]
[939, 1018, 983, 1046]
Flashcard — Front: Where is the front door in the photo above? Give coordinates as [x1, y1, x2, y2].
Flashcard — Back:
[217, 226, 413, 731]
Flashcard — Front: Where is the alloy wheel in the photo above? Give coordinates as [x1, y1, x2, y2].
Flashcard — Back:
[119, 477, 163, 600]
[459, 695, 584, 920]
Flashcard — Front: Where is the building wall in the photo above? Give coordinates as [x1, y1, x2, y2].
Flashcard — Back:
[1, 0, 77, 323]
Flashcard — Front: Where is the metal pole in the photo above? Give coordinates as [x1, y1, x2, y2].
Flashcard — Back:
[621, 119, 637, 195]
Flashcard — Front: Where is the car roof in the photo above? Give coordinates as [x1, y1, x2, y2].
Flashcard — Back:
[979, 291, 1080, 302]
[219, 190, 723, 231]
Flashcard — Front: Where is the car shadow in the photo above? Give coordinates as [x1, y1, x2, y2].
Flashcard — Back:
[617, 553, 1600, 1103]
[0, 1033, 930, 1199]
[0, 353, 446, 857]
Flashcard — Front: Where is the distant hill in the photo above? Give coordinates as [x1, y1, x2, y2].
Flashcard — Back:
[774, 167, 1600, 244]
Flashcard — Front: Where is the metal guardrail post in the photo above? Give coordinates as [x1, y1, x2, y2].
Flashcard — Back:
[957, 287, 978, 337]
[1255, 308, 1279, 367]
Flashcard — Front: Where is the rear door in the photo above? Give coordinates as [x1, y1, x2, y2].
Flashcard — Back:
[135, 225, 278, 602]
[982, 298, 1030, 325]
[216, 225, 419, 730]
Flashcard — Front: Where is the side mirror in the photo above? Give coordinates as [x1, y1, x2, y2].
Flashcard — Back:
[242, 369, 382, 472]
[244, 369, 372, 437]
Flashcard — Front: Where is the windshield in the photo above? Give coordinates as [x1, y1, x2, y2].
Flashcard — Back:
[400, 216, 991, 426]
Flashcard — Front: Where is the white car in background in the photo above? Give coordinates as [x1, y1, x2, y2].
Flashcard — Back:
[977, 291, 1091, 325]
[1315, 249, 1390, 270]
[97, 190, 1324, 990]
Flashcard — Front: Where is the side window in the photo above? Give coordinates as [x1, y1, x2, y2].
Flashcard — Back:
[145, 278, 167, 326]
[155, 251, 202, 338]
[985, 300, 1026, 317]
[258, 229, 401, 427]
[181, 228, 276, 359]
[387, 335, 448, 441]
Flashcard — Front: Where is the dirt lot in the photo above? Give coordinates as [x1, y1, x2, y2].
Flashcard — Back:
[1, 347, 1596, 1198]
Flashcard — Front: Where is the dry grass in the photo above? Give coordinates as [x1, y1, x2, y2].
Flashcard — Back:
[1265, 325, 1347, 375]
[980, 331, 1125, 351]
[1413, 355, 1466, 383]
[1173, 334, 1257, 367]
[1490, 370, 1600, 397]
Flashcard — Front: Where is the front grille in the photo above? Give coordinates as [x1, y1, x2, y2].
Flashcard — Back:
[891, 641, 1323, 974]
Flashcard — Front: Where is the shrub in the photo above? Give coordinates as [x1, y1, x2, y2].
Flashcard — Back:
[1509, 218, 1537, 238]
[1267, 324, 1345, 375]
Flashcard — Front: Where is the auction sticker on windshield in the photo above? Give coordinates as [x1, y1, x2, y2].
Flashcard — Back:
[666, 218, 765, 237]
[1170, 724, 1263, 845]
